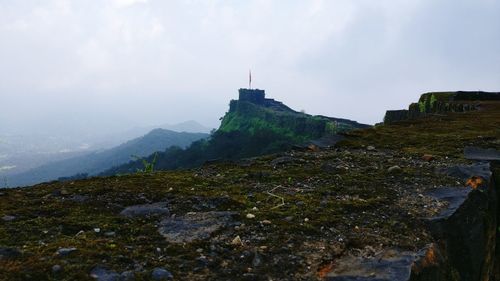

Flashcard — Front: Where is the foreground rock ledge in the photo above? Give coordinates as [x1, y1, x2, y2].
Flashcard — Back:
[321, 153, 499, 281]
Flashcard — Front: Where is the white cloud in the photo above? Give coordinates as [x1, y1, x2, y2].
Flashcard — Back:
[111, 0, 148, 8]
[0, 0, 499, 135]
[77, 39, 111, 71]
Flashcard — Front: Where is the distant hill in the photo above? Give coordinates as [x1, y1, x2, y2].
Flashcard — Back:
[161, 120, 213, 134]
[6, 129, 208, 187]
[0, 120, 211, 178]
[102, 88, 369, 175]
[88, 120, 212, 149]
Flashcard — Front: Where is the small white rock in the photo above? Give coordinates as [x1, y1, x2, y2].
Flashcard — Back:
[231, 235, 243, 246]
[246, 213, 256, 219]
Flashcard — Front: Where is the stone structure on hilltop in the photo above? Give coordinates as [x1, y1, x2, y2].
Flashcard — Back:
[231, 88, 296, 112]
[384, 91, 500, 124]
[238, 88, 266, 104]
[226, 88, 370, 132]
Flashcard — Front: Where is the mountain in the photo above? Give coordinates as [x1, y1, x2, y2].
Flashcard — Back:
[160, 120, 213, 134]
[5, 129, 208, 187]
[1, 91, 499, 280]
[0, 121, 211, 180]
[101, 88, 369, 175]
[85, 120, 212, 149]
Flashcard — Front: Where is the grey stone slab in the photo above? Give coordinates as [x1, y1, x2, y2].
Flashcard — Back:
[158, 211, 237, 243]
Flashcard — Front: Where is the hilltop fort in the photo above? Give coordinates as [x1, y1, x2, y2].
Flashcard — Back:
[230, 88, 296, 112]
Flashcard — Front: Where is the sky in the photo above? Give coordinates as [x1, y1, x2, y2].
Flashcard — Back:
[1, 0, 499, 136]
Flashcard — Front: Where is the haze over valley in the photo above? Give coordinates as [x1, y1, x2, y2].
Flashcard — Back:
[0, 120, 211, 185]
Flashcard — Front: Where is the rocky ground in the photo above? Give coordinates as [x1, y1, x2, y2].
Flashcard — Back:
[0, 102, 499, 280]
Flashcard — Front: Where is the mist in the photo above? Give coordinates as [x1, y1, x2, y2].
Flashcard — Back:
[1, 0, 499, 136]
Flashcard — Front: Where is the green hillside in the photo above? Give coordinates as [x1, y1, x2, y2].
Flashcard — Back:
[101, 89, 369, 175]
[220, 90, 367, 140]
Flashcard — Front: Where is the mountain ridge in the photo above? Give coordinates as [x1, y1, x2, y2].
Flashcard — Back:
[6, 129, 208, 187]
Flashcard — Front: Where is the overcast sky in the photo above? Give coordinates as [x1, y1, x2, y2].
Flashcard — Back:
[1, 0, 499, 136]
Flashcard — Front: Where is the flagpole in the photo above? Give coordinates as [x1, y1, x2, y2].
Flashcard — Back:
[249, 70, 252, 89]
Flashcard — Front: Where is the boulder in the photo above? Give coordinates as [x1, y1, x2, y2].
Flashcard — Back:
[151, 267, 173, 280]
[158, 211, 238, 243]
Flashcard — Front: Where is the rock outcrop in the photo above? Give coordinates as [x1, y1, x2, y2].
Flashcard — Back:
[418, 159, 498, 281]
[321, 148, 500, 281]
